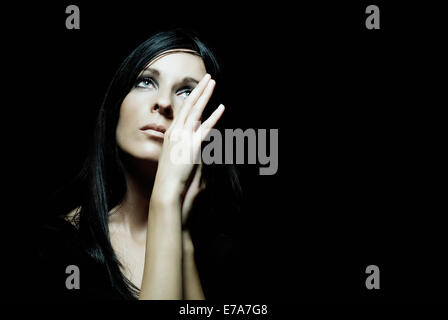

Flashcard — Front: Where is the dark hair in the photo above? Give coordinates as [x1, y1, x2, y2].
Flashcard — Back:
[59, 29, 242, 299]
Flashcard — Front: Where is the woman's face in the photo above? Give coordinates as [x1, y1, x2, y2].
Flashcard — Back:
[116, 51, 207, 162]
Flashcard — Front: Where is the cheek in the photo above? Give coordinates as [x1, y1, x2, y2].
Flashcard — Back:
[172, 96, 188, 117]
[118, 92, 153, 127]
[116, 95, 144, 146]
[121, 93, 145, 117]
[115, 92, 163, 160]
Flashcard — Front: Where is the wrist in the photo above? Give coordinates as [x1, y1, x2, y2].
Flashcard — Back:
[148, 189, 182, 224]
[151, 183, 183, 207]
[153, 169, 188, 198]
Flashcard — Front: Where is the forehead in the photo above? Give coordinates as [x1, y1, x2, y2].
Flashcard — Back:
[146, 52, 206, 79]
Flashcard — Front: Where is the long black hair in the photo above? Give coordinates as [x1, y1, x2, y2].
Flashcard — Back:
[58, 29, 242, 299]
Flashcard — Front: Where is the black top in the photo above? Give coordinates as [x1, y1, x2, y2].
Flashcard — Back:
[29, 215, 238, 300]
[31, 216, 126, 300]
[28, 210, 241, 300]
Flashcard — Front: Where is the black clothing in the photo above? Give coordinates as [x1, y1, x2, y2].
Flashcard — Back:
[29, 215, 238, 300]
[32, 216, 126, 299]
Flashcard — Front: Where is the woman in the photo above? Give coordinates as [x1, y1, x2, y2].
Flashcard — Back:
[35, 29, 242, 300]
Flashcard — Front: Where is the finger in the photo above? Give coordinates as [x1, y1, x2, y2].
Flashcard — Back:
[200, 104, 225, 141]
[174, 73, 211, 127]
[185, 79, 216, 131]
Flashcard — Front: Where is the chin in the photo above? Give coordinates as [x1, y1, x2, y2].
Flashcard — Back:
[119, 143, 161, 164]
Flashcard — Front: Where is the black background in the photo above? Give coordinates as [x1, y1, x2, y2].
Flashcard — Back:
[4, 0, 447, 302]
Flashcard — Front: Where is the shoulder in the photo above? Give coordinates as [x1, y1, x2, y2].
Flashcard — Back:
[34, 211, 81, 262]
[29, 213, 83, 299]
[31, 209, 125, 299]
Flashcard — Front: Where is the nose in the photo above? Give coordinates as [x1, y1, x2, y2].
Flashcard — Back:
[151, 90, 173, 119]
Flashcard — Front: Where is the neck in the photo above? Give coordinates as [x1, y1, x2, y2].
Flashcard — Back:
[109, 155, 158, 242]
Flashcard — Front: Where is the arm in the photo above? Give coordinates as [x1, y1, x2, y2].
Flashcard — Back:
[139, 74, 223, 300]
[139, 201, 205, 300]
[139, 197, 183, 300]
[182, 231, 205, 300]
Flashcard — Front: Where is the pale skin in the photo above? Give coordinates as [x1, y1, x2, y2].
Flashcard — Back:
[68, 51, 224, 299]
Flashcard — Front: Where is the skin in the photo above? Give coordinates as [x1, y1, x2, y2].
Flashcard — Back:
[108, 50, 224, 299]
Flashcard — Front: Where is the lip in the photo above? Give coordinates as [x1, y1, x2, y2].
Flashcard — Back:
[140, 123, 166, 139]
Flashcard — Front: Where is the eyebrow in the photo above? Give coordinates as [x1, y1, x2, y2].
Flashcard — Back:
[141, 67, 199, 85]
[142, 67, 159, 76]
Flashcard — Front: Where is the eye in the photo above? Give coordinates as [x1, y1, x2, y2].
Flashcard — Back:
[136, 77, 156, 89]
[177, 87, 193, 99]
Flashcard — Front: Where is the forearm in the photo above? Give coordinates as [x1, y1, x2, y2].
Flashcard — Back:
[182, 231, 205, 300]
[139, 198, 183, 300]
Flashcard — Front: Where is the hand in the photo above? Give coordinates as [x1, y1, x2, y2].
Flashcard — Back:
[152, 73, 224, 206]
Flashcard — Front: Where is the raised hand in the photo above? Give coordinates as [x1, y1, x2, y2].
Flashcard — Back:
[152, 73, 224, 211]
